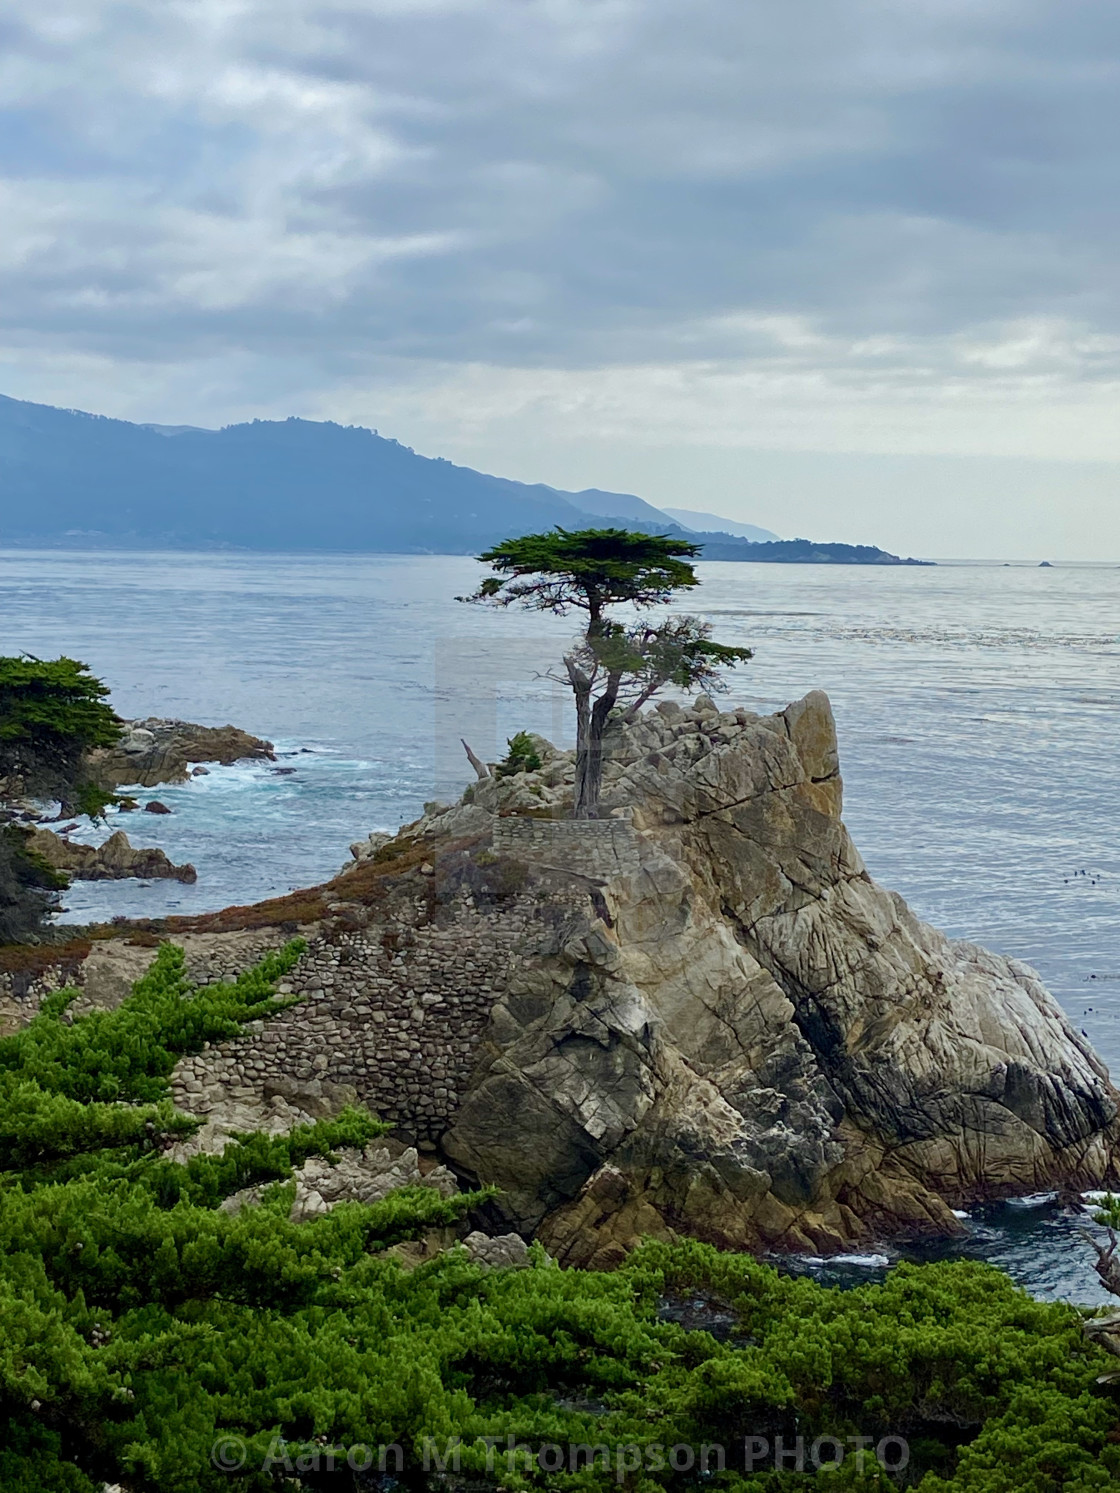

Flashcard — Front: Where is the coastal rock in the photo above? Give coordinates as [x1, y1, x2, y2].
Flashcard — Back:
[20, 692, 1118, 1265]
[348, 831, 393, 863]
[434, 691, 1119, 1259]
[28, 827, 197, 884]
[166, 1085, 459, 1223]
[461, 1231, 532, 1268]
[86, 718, 274, 790]
[238, 1144, 458, 1224]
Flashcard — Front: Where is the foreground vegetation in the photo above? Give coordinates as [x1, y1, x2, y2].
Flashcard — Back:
[0, 945, 1117, 1491]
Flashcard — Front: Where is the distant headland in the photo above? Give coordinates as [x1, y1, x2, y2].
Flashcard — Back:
[0, 393, 930, 564]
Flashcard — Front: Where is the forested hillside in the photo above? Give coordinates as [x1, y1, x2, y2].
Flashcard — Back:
[0, 395, 922, 562]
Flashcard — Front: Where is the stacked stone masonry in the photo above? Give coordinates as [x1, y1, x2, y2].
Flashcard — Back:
[170, 902, 540, 1143]
[0, 881, 589, 1152]
[492, 813, 642, 880]
[0, 960, 84, 1037]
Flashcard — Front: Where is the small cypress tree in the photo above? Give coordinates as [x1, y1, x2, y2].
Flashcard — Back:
[0, 655, 121, 805]
[0, 656, 123, 942]
[495, 732, 543, 778]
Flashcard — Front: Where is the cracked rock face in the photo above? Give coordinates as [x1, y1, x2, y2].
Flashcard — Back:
[437, 691, 1119, 1264]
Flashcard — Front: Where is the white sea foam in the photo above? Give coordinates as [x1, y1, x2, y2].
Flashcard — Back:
[798, 1253, 890, 1268]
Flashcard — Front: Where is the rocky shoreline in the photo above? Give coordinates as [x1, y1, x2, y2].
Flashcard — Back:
[3, 691, 1116, 1263]
[26, 826, 197, 883]
[86, 717, 275, 790]
[0, 716, 273, 894]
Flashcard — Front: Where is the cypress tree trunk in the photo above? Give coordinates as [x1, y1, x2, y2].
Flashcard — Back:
[575, 701, 606, 819]
[565, 651, 594, 819]
[573, 672, 622, 820]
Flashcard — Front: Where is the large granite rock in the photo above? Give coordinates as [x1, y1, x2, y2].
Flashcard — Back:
[86, 718, 274, 789]
[41, 691, 1116, 1267]
[28, 826, 197, 883]
[429, 692, 1118, 1263]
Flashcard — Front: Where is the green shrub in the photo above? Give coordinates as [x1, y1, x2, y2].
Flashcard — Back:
[495, 732, 543, 777]
[0, 655, 121, 802]
[0, 942, 1116, 1491]
[0, 656, 125, 940]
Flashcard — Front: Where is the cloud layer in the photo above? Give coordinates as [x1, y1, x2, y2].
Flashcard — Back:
[2, 0, 1119, 550]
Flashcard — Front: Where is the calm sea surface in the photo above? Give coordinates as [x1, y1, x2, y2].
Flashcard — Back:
[2, 549, 1118, 1299]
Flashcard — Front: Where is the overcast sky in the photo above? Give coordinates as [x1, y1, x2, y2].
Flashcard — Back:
[2, 0, 1119, 557]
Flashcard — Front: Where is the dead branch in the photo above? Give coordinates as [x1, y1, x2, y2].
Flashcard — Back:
[1080, 1226, 1120, 1299]
[460, 739, 490, 780]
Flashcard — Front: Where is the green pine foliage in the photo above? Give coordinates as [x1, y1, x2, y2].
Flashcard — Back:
[495, 732, 543, 777]
[0, 654, 125, 939]
[0, 652, 121, 750]
[0, 941, 1116, 1490]
[0, 655, 121, 800]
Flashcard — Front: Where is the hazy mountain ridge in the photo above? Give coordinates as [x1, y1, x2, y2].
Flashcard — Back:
[0, 394, 925, 563]
[0, 395, 594, 553]
[661, 506, 780, 542]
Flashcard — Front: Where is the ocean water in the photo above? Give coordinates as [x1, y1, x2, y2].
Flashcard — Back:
[2, 549, 1119, 1300]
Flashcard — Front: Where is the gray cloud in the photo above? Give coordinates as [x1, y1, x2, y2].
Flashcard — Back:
[1, 0, 1119, 532]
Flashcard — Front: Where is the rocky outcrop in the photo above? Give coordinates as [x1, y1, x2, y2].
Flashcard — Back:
[428, 692, 1120, 1261]
[86, 718, 274, 789]
[12, 692, 1117, 1266]
[164, 1081, 495, 1260]
[461, 1231, 532, 1268]
[347, 831, 393, 868]
[28, 827, 197, 883]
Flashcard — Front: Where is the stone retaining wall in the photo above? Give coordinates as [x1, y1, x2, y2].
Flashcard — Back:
[0, 956, 85, 1037]
[0, 876, 585, 1152]
[170, 898, 542, 1145]
[0, 828, 630, 1148]
[493, 813, 642, 880]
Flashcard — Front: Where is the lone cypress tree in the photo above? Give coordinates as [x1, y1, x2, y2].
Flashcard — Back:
[461, 527, 752, 817]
